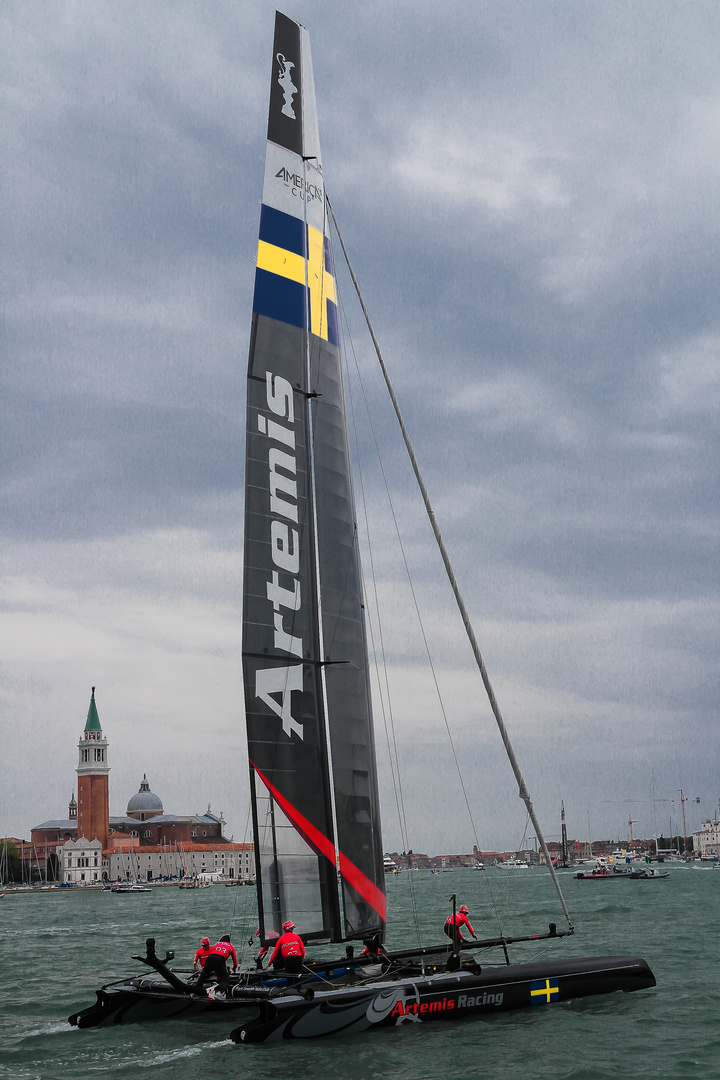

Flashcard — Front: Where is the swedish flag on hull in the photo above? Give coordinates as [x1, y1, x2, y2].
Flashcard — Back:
[253, 204, 338, 345]
[530, 977, 560, 1004]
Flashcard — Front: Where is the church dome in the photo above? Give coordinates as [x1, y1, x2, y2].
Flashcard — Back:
[127, 774, 163, 818]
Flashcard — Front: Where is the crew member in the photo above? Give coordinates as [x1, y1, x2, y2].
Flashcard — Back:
[193, 937, 211, 970]
[211, 934, 238, 972]
[195, 934, 237, 993]
[444, 904, 477, 945]
[267, 920, 305, 974]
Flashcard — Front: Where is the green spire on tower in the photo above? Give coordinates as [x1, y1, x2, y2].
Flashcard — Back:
[84, 686, 102, 732]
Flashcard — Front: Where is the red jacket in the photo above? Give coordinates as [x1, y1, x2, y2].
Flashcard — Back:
[268, 932, 305, 967]
[445, 912, 475, 938]
[194, 945, 211, 968]
[210, 940, 238, 970]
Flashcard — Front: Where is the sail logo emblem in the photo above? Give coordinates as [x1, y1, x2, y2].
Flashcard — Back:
[276, 53, 297, 119]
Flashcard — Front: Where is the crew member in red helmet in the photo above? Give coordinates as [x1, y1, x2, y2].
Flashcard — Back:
[210, 934, 238, 973]
[195, 933, 237, 993]
[193, 937, 211, 969]
[444, 904, 477, 945]
[267, 921, 305, 974]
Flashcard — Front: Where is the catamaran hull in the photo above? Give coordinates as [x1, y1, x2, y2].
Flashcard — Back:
[69, 986, 251, 1028]
[68, 958, 365, 1028]
[230, 955, 656, 1043]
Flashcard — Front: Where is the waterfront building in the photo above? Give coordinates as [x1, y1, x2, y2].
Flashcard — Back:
[692, 800, 720, 857]
[28, 689, 252, 884]
[59, 837, 103, 886]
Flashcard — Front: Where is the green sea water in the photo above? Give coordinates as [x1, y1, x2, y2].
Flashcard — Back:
[1, 865, 718, 1079]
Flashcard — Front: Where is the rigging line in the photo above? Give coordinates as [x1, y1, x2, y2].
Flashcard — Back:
[335, 274, 431, 859]
[332, 223, 505, 938]
[336, 299, 467, 945]
[328, 196, 573, 933]
[336, 280, 416, 911]
[335, 277, 406, 847]
[497, 811, 532, 937]
[336, 276, 423, 946]
[233, 802, 256, 964]
[328, 221, 408, 851]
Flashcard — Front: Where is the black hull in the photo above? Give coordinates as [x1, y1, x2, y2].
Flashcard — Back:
[68, 961, 367, 1028]
[69, 985, 247, 1027]
[230, 955, 656, 1043]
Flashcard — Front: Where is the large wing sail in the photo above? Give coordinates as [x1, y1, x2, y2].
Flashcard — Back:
[243, 11, 385, 945]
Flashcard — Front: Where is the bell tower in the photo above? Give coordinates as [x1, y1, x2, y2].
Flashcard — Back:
[76, 687, 110, 849]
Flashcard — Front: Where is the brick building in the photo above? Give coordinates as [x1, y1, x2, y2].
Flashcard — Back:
[29, 688, 252, 885]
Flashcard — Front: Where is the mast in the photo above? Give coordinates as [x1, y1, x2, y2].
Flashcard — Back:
[561, 802, 568, 867]
[679, 789, 689, 856]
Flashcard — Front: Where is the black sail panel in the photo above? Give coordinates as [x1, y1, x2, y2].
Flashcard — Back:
[310, 336, 386, 939]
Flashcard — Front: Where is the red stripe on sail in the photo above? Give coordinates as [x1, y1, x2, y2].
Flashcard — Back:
[251, 760, 386, 923]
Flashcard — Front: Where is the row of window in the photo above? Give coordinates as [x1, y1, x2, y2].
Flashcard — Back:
[79, 747, 105, 762]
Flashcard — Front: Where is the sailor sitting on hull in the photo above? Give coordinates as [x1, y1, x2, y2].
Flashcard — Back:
[267, 921, 305, 974]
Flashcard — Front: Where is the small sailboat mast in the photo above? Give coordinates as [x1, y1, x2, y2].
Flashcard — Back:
[561, 801, 569, 867]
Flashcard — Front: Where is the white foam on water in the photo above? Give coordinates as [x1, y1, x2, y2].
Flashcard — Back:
[18, 1020, 77, 1038]
[129, 1040, 233, 1068]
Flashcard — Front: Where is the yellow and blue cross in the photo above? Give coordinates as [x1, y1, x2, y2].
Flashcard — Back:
[254, 204, 338, 344]
[530, 978, 560, 1004]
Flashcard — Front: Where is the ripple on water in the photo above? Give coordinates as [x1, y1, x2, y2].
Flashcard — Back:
[0, 869, 715, 1080]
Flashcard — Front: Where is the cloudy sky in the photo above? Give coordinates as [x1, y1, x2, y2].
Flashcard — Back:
[2, 1, 718, 857]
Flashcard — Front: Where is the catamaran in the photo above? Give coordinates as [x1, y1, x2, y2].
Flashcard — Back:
[69, 11, 655, 1039]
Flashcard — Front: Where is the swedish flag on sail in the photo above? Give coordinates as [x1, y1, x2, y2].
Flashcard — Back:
[253, 204, 338, 345]
[530, 978, 560, 1004]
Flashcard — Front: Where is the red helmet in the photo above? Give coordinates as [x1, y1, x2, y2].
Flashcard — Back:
[282, 921, 295, 932]
[201, 937, 210, 945]
[458, 905, 469, 914]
